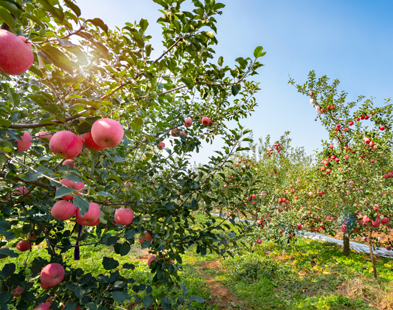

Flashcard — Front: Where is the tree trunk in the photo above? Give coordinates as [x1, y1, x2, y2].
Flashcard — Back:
[343, 233, 350, 257]
[368, 230, 378, 279]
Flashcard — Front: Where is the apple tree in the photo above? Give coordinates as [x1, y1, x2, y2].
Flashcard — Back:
[290, 70, 393, 278]
[0, 0, 265, 308]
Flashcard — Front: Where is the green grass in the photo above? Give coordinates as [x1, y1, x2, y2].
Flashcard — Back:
[2, 214, 393, 309]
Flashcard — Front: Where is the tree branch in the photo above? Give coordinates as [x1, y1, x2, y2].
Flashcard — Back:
[8, 114, 82, 129]
[0, 173, 54, 189]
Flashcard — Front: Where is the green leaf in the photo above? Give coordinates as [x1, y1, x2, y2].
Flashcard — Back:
[84, 303, 97, 310]
[64, 174, 83, 183]
[41, 45, 77, 74]
[55, 186, 75, 199]
[86, 18, 108, 33]
[139, 18, 149, 31]
[0, 291, 13, 306]
[79, 273, 92, 285]
[130, 117, 143, 133]
[28, 65, 43, 77]
[112, 291, 126, 304]
[180, 284, 188, 297]
[64, 302, 77, 310]
[205, 31, 214, 39]
[0, 7, 14, 29]
[114, 242, 130, 256]
[123, 263, 135, 270]
[92, 41, 111, 60]
[1, 263, 15, 278]
[0, 247, 17, 259]
[0, 119, 11, 128]
[0, 0, 23, 11]
[73, 195, 89, 216]
[20, 169, 41, 181]
[180, 77, 194, 89]
[64, 0, 81, 16]
[253, 46, 263, 58]
[96, 191, 115, 199]
[214, 3, 225, 10]
[0, 220, 14, 240]
[145, 44, 152, 57]
[21, 13, 46, 29]
[56, 37, 75, 48]
[231, 84, 240, 96]
[113, 155, 125, 163]
[218, 56, 223, 66]
[103, 257, 119, 270]
[36, 0, 64, 21]
[143, 294, 154, 308]
[161, 297, 172, 310]
[132, 32, 144, 48]
[189, 295, 205, 303]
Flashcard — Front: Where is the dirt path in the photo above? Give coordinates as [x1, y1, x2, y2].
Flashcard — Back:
[196, 261, 249, 310]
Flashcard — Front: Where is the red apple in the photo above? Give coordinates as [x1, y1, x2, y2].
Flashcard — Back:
[80, 132, 106, 151]
[256, 239, 262, 244]
[297, 224, 302, 230]
[114, 208, 134, 225]
[16, 240, 31, 252]
[34, 302, 51, 310]
[12, 286, 23, 297]
[76, 203, 101, 226]
[139, 232, 153, 244]
[62, 159, 75, 168]
[40, 263, 64, 288]
[201, 117, 210, 126]
[184, 118, 193, 127]
[16, 132, 32, 152]
[372, 219, 381, 228]
[36, 132, 52, 141]
[158, 141, 165, 150]
[380, 126, 385, 130]
[91, 118, 124, 147]
[0, 30, 34, 75]
[59, 179, 85, 200]
[382, 218, 389, 225]
[49, 131, 83, 159]
[171, 128, 181, 137]
[148, 255, 157, 267]
[90, 218, 100, 226]
[51, 200, 77, 221]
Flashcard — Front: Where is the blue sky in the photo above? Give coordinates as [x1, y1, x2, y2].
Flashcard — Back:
[76, 0, 393, 164]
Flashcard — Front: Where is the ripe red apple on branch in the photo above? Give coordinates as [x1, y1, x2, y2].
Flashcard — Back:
[0, 30, 34, 75]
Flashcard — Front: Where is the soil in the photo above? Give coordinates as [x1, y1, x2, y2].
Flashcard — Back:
[196, 261, 249, 310]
